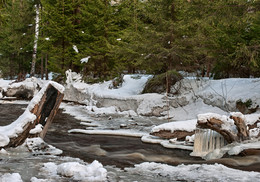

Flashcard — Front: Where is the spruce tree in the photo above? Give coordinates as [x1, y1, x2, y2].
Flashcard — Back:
[0, 0, 35, 78]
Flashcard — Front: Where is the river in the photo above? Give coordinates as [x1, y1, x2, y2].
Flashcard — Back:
[1, 102, 260, 181]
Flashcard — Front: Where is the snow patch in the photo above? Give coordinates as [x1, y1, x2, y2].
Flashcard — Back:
[125, 162, 260, 181]
[41, 160, 107, 182]
[80, 56, 91, 63]
[0, 173, 23, 182]
[151, 119, 197, 133]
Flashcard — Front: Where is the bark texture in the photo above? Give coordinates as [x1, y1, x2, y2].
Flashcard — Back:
[2, 84, 63, 148]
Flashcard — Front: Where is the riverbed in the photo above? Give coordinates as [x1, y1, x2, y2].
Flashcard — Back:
[1, 102, 260, 181]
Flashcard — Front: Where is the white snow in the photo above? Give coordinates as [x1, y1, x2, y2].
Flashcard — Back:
[228, 140, 260, 155]
[197, 113, 237, 133]
[29, 124, 43, 134]
[151, 119, 197, 133]
[0, 173, 23, 182]
[72, 45, 79, 53]
[65, 69, 82, 84]
[65, 73, 152, 98]
[198, 78, 260, 111]
[125, 162, 260, 182]
[40, 160, 107, 182]
[80, 56, 91, 63]
[0, 109, 36, 147]
[244, 113, 260, 125]
[69, 129, 146, 138]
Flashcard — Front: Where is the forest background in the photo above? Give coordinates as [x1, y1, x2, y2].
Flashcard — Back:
[0, 0, 259, 83]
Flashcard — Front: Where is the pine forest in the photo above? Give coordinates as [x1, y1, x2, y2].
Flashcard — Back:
[0, 0, 259, 82]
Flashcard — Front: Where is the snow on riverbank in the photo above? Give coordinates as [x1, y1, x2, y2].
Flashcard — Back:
[125, 162, 260, 182]
[63, 72, 260, 119]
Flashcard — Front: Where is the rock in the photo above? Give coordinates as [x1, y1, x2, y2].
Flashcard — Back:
[142, 70, 183, 94]
[3, 77, 42, 99]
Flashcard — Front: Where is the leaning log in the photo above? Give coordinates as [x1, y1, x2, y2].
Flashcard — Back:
[0, 81, 64, 149]
[197, 117, 238, 143]
[197, 112, 260, 144]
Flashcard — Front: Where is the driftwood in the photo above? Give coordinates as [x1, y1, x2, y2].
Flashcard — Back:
[151, 130, 194, 141]
[197, 118, 237, 143]
[197, 113, 259, 144]
[2, 83, 64, 148]
[230, 115, 249, 141]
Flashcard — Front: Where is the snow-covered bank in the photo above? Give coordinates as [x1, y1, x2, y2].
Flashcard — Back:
[2, 72, 259, 118]
[124, 162, 260, 182]
[63, 72, 260, 118]
[198, 78, 260, 112]
[64, 73, 169, 117]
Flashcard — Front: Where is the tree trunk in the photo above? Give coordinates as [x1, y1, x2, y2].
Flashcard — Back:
[41, 54, 44, 79]
[45, 54, 48, 80]
[30, 4, 40, 76]
[2, 83, 64, 149]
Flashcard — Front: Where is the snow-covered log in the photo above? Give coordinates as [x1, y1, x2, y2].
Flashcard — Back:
[0, 81, 64, 149]
[151, 130, 194, 140]
[150, 119, 197, 140]
[197, 112, 260, 144]
[197, 115, 237, 143]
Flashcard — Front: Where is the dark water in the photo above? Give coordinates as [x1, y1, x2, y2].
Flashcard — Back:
[1, 103, 260, 172]
[44, 108, 202, 168]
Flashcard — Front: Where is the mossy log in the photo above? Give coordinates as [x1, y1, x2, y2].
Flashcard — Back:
[3, 83, 63, 148]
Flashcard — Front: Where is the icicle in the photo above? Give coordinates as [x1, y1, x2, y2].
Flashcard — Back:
[191, 129, 227, 157]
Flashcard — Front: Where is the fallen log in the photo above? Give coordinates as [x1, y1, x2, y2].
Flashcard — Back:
[197, 113, 260, 144]
[151, 130, 194, 141]
[197, 117, 238, 143]
[0, 81, 64, 149]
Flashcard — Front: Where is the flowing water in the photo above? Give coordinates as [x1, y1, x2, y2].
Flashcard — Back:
[1, 103, 260, 181]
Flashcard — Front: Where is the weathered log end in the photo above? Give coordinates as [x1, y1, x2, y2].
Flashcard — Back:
[2, 82, 64, 149]
[230, 115, 249, 141]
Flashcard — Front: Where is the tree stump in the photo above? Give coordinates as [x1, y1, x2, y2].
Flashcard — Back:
[1, 82, 64, 149]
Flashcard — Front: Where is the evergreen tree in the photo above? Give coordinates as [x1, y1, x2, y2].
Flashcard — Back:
[0, 0, 35, 78]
